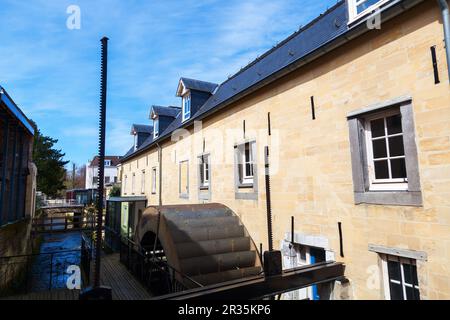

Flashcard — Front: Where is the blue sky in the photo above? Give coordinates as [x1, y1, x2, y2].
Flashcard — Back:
[0, 0, 337, 167]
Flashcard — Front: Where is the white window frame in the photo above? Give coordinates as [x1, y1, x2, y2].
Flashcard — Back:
[240, 142, 254, 185]
[363, 109, 408, 192]
[151, 167, 157, 195]
[124, 175, 128, 195]
[179, 160, 189, 198]
[141, 170, 145, 194]
[182, 94, 191, 122]
[153, 117, 159, 139]
[104, 160, 111, 166]
[348, 0, 390, 24]
[380, 254, 420, 300]
[131, 173, 136, 195]
[199, 155, 210, 188]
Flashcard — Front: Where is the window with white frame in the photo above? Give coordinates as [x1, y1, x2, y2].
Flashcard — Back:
[348, 0, 389, 23]
[381, 254, 420, 300]
[124, 175, 128, 195]
[141, 170, 145, 194]
[104, 160, 111, 166]
[236, 142, 255, 186]
[179, 160, 189, 198]
[182, 94, 191, 122]
[364, 110, 407, 191]
[131, 173, 136, 194]
[153, 117, 159, 139]
[347, 98, 422, 206]
[241, 142, 254, 185]
[151, 167, 157, 194]
[199, 154, 210, 188]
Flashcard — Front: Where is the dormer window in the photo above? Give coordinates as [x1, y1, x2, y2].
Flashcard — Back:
[182, 95, 191, 122]
[153, 117, 159, 139]
[104, 160, 111, 166]
[348, 0, 389, 23]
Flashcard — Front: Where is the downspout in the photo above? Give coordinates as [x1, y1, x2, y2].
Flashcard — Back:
[156, 142, 162, 206]
[438, 0, 450, 83]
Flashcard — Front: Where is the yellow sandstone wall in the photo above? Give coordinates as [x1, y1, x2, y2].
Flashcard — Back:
[121, 1, 450, 299]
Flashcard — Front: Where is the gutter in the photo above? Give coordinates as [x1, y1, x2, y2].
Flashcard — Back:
[120, 0, 426, 163]
[437, 0, 450, 83]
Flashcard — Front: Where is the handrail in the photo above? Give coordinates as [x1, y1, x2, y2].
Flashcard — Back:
[119, 235, 203, 289]
[0, 249, 81, 260]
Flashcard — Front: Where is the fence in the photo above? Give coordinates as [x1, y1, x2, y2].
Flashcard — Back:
[118, 235, 202, 296]
[0, 249, 84, 297]
[32, 215, 96, 234]
[41, 199, 82, 208]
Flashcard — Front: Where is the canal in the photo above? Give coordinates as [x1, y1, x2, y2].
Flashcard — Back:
[29, 229, 82, 292]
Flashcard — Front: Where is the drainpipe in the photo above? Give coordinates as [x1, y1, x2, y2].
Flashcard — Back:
[437, 0, 450, 83]
[156, 142, 162, 206]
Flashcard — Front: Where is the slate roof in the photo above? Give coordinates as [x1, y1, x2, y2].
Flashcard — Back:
[179, 77, 218, 95]
[121, 0, 422, 162]
[131, 124, 153, 134]
[90, 156, 121, 167]
[150, 105, 181, 118]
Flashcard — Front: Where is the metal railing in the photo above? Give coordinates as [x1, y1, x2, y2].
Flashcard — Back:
[32, 215, 96, 234]
[118, 235, 202, 296]
[40, 199, 83, 208]
[0, 249, 84, 297]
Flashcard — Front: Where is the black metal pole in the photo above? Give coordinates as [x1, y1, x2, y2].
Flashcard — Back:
[93, 36, 109, 289]
[264, 146, 273, 251]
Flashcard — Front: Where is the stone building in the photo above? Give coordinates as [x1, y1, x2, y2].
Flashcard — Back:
[115, 0, 450, 299]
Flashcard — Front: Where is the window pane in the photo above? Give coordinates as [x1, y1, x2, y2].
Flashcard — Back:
[387, 260, 401, 281]
[199, 163, 204, 183]
[403, 263, 419, 285]
[405, 286, 420, 300]
[371, 118, 385, 138]
[372, 139, 387, 158]
[374, 160, 389, 179]
[390, 158, 407, 179]
[245, 163, 252, 177]
[389, 281, 404, 300]
[388, 136, 405, 157]
[357, 0, 382, 13]
[386, 114, 402, 135]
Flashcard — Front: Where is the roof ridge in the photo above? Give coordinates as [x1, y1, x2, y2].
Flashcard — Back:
[219, 0, 345, 86]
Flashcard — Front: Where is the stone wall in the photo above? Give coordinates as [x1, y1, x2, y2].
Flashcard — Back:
[120, 1, 450, 299]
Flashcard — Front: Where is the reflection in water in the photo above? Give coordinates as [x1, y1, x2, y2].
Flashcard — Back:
[30, 231, 82, 291]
